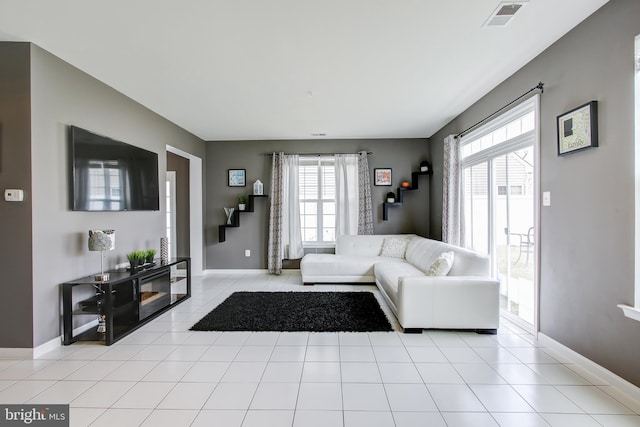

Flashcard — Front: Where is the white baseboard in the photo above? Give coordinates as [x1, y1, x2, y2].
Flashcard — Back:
[33, 336, 62, 358]
[537, 332, 640, 401]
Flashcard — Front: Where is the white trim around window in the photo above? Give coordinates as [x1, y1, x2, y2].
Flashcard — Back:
[620, 34, 640, 321]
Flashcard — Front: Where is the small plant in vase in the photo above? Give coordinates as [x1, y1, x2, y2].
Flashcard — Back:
[238, 195, 247, 211]
[127, 250, 146, 271]
[144, 249, 156, 265]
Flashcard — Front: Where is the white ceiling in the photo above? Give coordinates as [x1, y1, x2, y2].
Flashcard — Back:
[0, 0, 608, 141]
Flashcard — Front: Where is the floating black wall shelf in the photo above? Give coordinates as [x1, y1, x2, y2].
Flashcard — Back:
[218, 194, 268, 242]
[382, 171, 431, 221]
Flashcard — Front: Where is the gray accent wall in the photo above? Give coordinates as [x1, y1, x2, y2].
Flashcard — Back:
[0, 43, 33, 348]
[22, 44, 206, 348]
[429, 0, 640, 385]
[205, 139, 429, 269]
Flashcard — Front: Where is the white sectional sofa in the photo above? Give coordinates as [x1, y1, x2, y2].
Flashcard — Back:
[300, 234, 500, 333]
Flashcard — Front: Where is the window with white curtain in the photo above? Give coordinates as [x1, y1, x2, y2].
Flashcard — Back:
[299, 156, 336, 245]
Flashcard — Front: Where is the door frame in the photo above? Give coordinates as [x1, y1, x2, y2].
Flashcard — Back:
[166, 145, 203, 276]
[459, 95, 540, 334]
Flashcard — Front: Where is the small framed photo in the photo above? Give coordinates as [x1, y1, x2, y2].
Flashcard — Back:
[228, 169, 246, 187]
[557, 101, 598, 156]
[374, 168, 392, 186]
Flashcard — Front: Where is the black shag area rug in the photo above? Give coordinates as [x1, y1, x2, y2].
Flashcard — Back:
[190, 291, 393, 332]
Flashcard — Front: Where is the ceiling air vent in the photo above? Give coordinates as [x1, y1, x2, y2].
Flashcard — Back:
[483, 1, 527, 27]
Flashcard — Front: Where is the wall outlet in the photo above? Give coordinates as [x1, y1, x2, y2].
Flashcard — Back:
[115, 262, 129, 270]
[245, 250, 251, 257]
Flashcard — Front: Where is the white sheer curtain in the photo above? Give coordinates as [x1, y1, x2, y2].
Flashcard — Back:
[334, 154, 359, 236]
[442, 134, 463, 245]
[268, 153, 303, 274]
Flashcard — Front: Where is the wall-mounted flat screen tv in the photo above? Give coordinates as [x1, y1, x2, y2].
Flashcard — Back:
[70, 126, 160, 211]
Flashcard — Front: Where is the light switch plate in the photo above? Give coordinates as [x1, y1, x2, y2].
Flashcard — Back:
[4, 189, 24, 202]
[542, 191, 551, 206]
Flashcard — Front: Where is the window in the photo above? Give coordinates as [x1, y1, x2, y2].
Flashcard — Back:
[299, 156, 336, 244]
[498, 185, 524, 196]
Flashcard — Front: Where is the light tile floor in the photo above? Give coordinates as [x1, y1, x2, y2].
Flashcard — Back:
[4, 271, 640, 426]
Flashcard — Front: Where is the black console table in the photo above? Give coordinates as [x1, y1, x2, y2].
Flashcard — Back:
[62, 257, 191, 346]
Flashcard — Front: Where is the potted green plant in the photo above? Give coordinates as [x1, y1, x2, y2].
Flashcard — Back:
[144, 249, 156, 265]
[238, 195, 247, 211]
[127, 250, 147, 271]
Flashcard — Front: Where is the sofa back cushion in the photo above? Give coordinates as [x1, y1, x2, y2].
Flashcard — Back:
[405, 237, 490, 276]
[336, 234, 416, 256]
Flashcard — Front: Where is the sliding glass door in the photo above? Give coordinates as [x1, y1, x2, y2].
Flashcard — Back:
[460, 97, 538, 327]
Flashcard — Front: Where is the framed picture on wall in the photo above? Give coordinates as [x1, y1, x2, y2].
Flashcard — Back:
[374, 168, 392, 186]
[556, 101, 598, 156]
[228, 169, 246, 187]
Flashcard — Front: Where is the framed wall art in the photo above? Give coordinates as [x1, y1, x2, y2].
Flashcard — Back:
[556, 101, 598, 156]
[228, 169, 246, 187]
[374, 168, 392, 186]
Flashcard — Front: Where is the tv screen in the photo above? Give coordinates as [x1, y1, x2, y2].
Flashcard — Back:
[70, 126, 160, 211]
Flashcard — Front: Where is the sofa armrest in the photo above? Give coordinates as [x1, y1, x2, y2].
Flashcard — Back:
[396, 276, 500, 329]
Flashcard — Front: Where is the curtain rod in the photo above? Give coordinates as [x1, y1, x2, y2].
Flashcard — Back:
[263, 151, 373, 156]
[455, 82, 544, 139]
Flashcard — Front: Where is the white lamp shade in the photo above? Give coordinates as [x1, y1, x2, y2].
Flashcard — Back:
[88, 229, 115, 251]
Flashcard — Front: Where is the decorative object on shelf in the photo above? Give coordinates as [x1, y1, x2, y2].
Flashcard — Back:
[374, 168, 392, 186]
[238, 195, 246, 211]
[557, 100, 598, 156]
[144, 249, 156, 265]
[160, 237, 169, 263]
[420, 161, 430, 172]
[401, 181, 410, 188]
[228, 169, 246, 187]
[88, 229, 115, 282]
[253, 179, 264, 195]
[386, 192, 396, 203]
[126, 250, 146, 271]
[224, 207, 235, 225]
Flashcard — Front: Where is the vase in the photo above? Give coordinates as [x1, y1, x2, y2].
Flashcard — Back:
[224, 207, 235, 225]
[160, 237, 169, 263]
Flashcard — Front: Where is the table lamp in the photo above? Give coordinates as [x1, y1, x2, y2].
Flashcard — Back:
[88, 229, 115, 282]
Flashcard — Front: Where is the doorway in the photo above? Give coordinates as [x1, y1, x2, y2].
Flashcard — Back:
[460, 96, 539, 329]
[166, 152, 190, 259]
[166, 146, 203, 275]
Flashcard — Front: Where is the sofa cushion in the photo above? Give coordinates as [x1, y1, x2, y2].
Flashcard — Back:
[374, 261, 424, 305]
[379, 237, 411, 258]
[426, 251, 455, 276]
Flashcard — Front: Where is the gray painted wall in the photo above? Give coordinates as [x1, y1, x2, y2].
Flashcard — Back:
[205, 139, 429, 269]
[429, 0, 640, 385]
[0, 43, 33, 347]
[27, 44, 205, 347]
